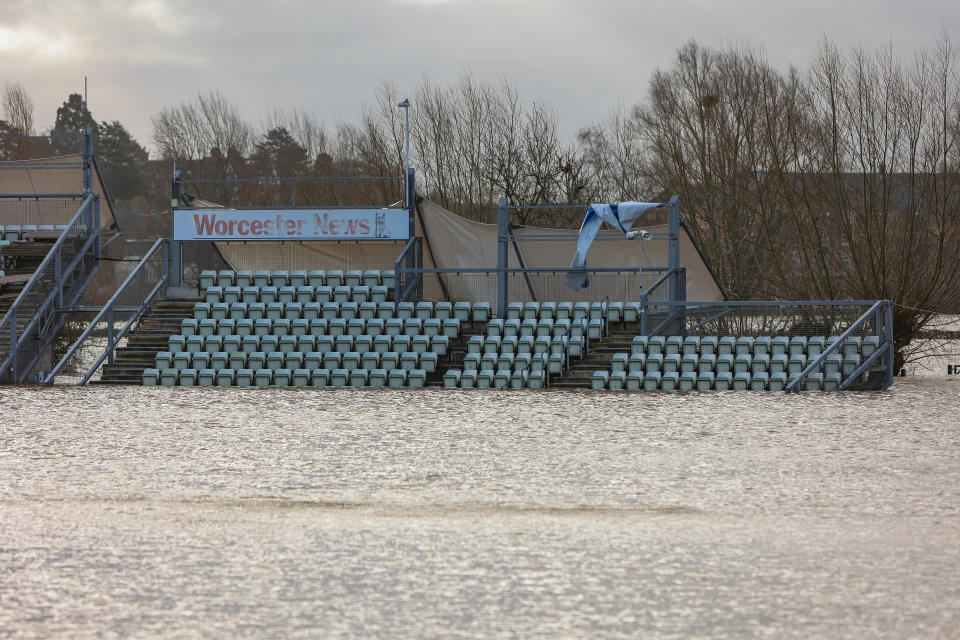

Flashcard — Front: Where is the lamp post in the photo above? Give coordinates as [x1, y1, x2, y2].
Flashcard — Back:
[397, 98, 410, 207]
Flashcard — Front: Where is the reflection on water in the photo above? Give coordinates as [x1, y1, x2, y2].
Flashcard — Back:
[1, 380, 959, 638]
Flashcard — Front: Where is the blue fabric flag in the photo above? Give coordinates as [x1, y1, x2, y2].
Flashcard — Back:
[565, 202, 664, 290]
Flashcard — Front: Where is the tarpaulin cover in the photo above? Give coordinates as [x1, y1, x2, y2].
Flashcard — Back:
[212, 199, 724, 303]
[0, 154, 117, 228]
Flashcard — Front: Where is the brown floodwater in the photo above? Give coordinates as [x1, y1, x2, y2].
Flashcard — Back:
[1, 378, 958, 638]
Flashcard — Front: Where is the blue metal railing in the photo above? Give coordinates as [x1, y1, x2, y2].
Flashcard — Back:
[784, 299, 893, 392]
[43, 238, 171, 385]
[0, 194, 100, 383]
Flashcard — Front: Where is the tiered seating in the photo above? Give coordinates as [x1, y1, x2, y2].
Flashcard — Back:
[441, 303, 590, 389]
[141, 269, 482, 388]
[590, 334, 882, 391]
[0, 224, 68, 276]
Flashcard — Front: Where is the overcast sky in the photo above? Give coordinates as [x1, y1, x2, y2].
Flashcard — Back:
[2, 0, 957, 153]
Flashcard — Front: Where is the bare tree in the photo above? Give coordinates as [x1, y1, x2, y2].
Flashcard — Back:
[2, 82, 35, 135]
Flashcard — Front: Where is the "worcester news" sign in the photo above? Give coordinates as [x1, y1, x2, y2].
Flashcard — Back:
[173, 208, 409, 241]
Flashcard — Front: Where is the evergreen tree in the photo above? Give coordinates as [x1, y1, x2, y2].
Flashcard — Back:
[252, 127, 309, 176]
[97, 120, 146, 201]
[52, 93, 98, 150]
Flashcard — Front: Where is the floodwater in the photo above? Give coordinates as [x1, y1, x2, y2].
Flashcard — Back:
[1, 379, 959, 638]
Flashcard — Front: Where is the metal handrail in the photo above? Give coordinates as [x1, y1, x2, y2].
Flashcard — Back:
[784, 300, 888, 393]
[0, 194, 99, 381]
[43, 238, 170, 385]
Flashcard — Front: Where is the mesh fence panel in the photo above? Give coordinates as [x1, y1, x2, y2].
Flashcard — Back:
[678, 302, 881, 340]
[0, 197, 86, 228]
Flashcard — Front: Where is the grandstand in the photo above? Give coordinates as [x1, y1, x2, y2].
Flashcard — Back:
[0, 130, 118, 384]
[1, 154, 894, 391]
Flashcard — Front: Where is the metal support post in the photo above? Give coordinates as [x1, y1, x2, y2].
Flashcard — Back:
[82, 128, 93, 196]
[170, 170, 183, 288]
[93, 196, 101, 260]
[106, 307, 114, 365]
[668, 195, 681, 303]
[639, 294, 648, 335]
[170, 241, 182, 288]
[8, 311, 16, 382]
[497, 198, 509, 318]
[885, 301, 894, 388]
[54, 245, 63, 308]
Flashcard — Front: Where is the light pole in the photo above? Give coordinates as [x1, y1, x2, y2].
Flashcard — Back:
[397, 98, 410, 207]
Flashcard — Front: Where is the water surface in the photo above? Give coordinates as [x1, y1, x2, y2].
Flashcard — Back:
[1, 380, 958, 638]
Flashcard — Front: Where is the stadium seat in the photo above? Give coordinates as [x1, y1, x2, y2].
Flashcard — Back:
[789, 336, 808, 356]
[387, 368, 408, 388]
[608, 371, 627, 390]
[733, 353, 752, 374]
[241, 335, 260, 355]
[476, 369, 495, 388]
[260, 286, 278, 304]
[229, 303, 248, 320]
[290, 270, 308, 287]
[661, 371, 679, 391]
[768, 372, 788, 392]
[555, 302, 573, 321]
[770, 354, 788, 375]
[210, 351, 229, 370]
[679, 371, 697, 391]
[698, 353, 716, 374]
[217, 319, 236, 337]
[607, 302, 623, 323]
[380, 352, 400, 371]
[310, 319, 329, 338]
[699, 336, 718, 356]
[228, 351, 247, 370]
[647, 336, 665, 355]
[349, 369, 369, 387]
[192, 302, 210, 320]
[645, 353, 663, 374]
[715, 354, 733, 374]
[665, 336, 683, 355]
[253, 270, 271, 287]
[270, 368, 290, 386]
[216, 369, 235, 387]
[751, 354, 770, 375]
[862, 336, 880, 357]
[254, 368, 273, 387]
[180, 318, 198, 337]
[199, 270, 217, 290]
[185, 335, 204, 354]
[235, 368, 254, 387]
[315, 286, 333, 303]
[191, 352, 211, 370]
[714, 371, 732, 391]
[788, 354, 807, 376]
[628, 353, 646, 373]
[362, 270, 381, 287]
[179, 369, 198, 386]
[142, 368, 160, 386]
[453, 302, 471, 322]
[222, 286, 241, 305]
[680, 353, 698, 373]
[804, 373, 823, 391]
[771, 336, 789, 356]
[369, 368, 388, 387]
[267, 351, 286, 371]
[236, 270, 254, 287]
[302, 302, 321, 321]
[197, 368, 217, 387]
[330, 368, 349, 387]
[308, 270, 326, 287]
[248, 352, 267, 371]
[311, 369, 330, 386]
[663, 354, 681, 374]
[753, 336, 772, 356]
[611, 353, 628, 373]
[735, 336, 754, 356]
[732, 372, 750, 390]
[271, 270, 289, 287]
[471, 302, 490, 323]
[285, 352, 304, 371]
[590, 371, 609, 390]
[241, 286, 259, 304]
[173, 351, 192, 371]
[328, 318, 346, 337]
[408, 369, 427, 388]
[682, 336, 700, 355]
[696, 371, 715, 391]
[494, 369, 511, 389]
[750, 372, 768, 391]
[248, 303, 265, 321]
[842, 337, 862, 358]
[625, 371, 643, 391]
[198, 319, 217, 337]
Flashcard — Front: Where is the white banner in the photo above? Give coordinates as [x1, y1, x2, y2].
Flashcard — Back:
[173, 208, 410, 241]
